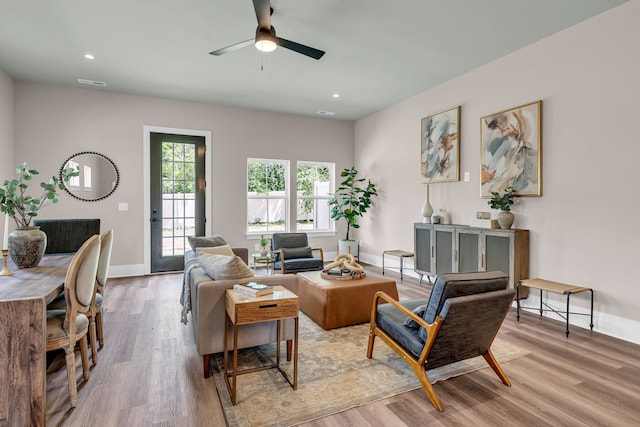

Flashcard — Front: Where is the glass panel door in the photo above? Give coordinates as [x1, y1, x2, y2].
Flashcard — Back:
[150, 133, 205, 272]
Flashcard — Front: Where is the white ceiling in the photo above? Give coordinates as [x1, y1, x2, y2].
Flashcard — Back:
[0, 0, 628, 121]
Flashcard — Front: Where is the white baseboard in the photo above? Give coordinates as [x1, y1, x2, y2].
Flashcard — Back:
[514, 294, 640, 346]
[361, 250, 640, 345]
[109, 264, 145, 278]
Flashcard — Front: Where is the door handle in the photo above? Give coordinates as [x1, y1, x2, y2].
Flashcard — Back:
[151, 208, 158, 222]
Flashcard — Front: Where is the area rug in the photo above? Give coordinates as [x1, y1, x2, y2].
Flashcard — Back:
[212, 313, 529, 427]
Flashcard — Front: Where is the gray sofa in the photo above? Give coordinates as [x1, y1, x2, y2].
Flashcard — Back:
[184, 248, 298, 378]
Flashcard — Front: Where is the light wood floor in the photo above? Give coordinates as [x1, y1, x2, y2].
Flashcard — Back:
[46, 268, 640, 426]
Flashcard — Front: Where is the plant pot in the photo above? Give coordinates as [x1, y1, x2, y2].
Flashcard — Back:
[8, 226, 47, 268]
[338, 239, 359, 257]
[259, 247, 268, 256]
[497, 211, 515, 230]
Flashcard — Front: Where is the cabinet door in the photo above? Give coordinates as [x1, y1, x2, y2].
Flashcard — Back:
[482, 231, 513, 282]
[414, 224, 432, 275]
[456, 229, 482, 273]
[433, 226, 455, 274]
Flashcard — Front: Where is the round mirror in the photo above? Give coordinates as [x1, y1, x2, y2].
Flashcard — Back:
[60, 152, 120, 202]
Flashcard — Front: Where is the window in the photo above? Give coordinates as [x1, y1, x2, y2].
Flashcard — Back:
[296, 161, 334, 232]
[83, 165, 92, 191]
[247, 159, 289, 234]
[68, 161, 80, 188]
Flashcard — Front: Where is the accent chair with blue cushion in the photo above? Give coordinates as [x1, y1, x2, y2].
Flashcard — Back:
[270, 232, 324, 274]
[367, 271, 515, 412]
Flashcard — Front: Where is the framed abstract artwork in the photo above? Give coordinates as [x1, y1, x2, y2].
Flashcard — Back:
[480, 100, 542, 197]
[420, 106, 460, 183]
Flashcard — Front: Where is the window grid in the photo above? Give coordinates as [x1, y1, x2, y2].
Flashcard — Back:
[162, 142, 197, 256]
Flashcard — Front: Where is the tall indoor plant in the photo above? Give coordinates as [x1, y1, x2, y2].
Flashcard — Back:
[328, 166, 378, 255]
[488, 186, 517, 229]
[0, 163, 78, 268]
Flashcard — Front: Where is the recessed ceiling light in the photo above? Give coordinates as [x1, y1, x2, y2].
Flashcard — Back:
[84, 53, 95, 60]
[77, 78, 106, 86]
[317, 110, 335, 116]
[332, 93, 340, 98]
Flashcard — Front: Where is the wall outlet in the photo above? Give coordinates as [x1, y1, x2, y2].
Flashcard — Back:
[118, 203, 128, 211]
[463, 171, 470, 182]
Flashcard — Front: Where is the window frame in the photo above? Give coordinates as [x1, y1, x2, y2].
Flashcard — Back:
[246, 158, 290, 236]
[295, 161, 335, 235]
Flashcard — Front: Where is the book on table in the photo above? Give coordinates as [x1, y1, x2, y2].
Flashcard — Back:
[233, 282, 274, 297]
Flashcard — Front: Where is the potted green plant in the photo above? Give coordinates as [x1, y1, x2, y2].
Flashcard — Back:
[0, 163, 78, 268]
[488, 186, 517, 229]
[259, 234, 269, 256]
[328, 166, 378, 256]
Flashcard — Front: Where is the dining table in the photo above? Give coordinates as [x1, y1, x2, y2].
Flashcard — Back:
[0, 254, 72, 427]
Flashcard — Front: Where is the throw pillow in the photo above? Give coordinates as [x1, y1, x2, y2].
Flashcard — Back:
[403, 304, 427, 329]
[281, 246, 313, 259]
[196, 244, 234, 257]
[187, 235, 227, 251]
[197, 252, 254, 281]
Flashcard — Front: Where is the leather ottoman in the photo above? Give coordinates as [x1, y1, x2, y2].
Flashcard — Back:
[297, 271, 398, 330]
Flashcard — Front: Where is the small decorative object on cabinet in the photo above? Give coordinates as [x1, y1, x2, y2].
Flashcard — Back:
[488, 186, 517, 229]
[0, 163, 78, 268]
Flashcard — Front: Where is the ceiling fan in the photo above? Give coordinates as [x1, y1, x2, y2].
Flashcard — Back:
[209, 0, 325, 60]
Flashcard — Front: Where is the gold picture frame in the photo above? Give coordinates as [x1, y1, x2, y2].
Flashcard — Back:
[480, 100, 542, 197]
[420, 106, 460, 183]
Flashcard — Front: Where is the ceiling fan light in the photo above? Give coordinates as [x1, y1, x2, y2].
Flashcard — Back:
[255, 34, 277, 52]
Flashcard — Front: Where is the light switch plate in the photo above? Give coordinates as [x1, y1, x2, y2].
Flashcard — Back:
[118, 203, 128, 211]
[463, 171, 470, 182]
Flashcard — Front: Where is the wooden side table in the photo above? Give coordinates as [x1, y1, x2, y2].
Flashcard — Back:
[516, 278, 594, 337]
[224, 286, 299, 405]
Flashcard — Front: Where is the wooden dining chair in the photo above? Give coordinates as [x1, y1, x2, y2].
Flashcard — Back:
[92, 229, 113, 353]
[48, 229, 113, 365]
[46, 234, 101, 408]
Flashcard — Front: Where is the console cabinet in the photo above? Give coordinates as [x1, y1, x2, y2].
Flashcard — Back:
[414, 223, 529, 296]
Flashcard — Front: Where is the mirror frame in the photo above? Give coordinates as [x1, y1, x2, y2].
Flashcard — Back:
[59, 151, 120, 202]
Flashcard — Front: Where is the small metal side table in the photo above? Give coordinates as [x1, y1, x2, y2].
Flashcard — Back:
[251, 252, 274, 275]
[224, 286, 299, 405]
[382, 250, 414, 282]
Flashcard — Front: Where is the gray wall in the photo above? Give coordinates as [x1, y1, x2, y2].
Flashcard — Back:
[354, 0, 640, 343]
[0, 70, 14, 236]
[12, 82, 354, 271]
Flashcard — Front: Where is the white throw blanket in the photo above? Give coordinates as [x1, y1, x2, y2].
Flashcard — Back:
[180, 256, 201, 325]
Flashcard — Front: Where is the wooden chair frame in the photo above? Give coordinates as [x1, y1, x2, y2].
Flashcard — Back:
[367, 291, 511, 412]
[46, 235, 100, 408]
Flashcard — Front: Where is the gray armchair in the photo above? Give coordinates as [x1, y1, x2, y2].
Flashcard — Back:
[367, 271, 515, 411]
[270, 232, 324, 274]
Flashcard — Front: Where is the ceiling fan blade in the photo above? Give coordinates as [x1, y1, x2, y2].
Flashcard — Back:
[276, 37, 325, 60]
[252, 0, 271, 29]
[209, 38, 254, 56]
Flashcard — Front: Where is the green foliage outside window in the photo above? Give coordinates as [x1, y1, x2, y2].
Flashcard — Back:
[247, 161, 286, 194]
[162, 142, 196, 194]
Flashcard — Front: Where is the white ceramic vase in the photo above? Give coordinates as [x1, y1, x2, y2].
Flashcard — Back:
[421, 184, 433, 223]
[338, 239, 359, 257]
